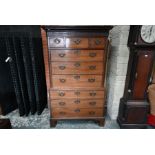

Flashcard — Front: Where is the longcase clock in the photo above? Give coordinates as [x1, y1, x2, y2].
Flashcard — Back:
[117, 25, 155, 129]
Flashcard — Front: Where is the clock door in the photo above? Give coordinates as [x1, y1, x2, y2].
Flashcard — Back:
[132, 50, 154, 100]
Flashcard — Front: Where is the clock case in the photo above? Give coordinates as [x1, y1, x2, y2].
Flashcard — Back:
[117, 25, 155, 129]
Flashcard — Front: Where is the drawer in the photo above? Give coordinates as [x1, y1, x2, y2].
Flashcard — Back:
[50, 90, 77, 99]
[76, 90, 105, 99]
[51, 108, 104, 118]
[48, 37, 65, 48]
[66, 37, 89, 48]
[50, 50, 104, 61]
[51, 75, 103, 88]
[89, 37, 106, 49]
[50, 89, 105, 99]
[51, 99, 104, 108]
[51, 61, 103, 74]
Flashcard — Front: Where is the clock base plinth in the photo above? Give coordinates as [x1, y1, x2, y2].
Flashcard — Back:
[117, 98, 149, 129]
[117, 118, 148, 129]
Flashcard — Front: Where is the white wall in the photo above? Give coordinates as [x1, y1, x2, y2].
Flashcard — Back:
[107, 26, 130, 119]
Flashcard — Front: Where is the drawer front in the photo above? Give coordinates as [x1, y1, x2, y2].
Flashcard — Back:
[52, 108, 104, 118]
[50, 50, 104, 61]
[50, 90, 77, 99]
[89, 37, 106, 49]
[48, 37, 65, 48]
[77, 90, 105, 99]
[51, 99, 104, 108]
[52, 75, 103, 88]
[50, 90, 105, 99]
[51, 62, 103, 74]
[66, 37, 89, 48]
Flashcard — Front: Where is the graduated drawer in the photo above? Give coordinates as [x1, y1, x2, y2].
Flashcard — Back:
[51, 99, 104, 108]
[51, 61, 103, 74]
[51, 75, 103, 88]
[51, 108, 104, 118]
[50, 89, 105, 99]
[48, 37, 106, 49]
[50, 50, 105, 61]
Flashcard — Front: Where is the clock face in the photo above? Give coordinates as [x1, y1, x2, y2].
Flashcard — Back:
[140, 25, 155, 43]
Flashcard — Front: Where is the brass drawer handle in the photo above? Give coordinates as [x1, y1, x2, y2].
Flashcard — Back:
[59, 111, 66, 115]
[74, 50, 80, 55]
[75, 109, 80, 113]
[89, 102, 96, 106]
[59, 66, 66, 70]
[74, 62, 80, 67]
[54, 38, 61, 44]
[59, 102, 66, 106]
[75, 91, 80, 95]
[89, 66, 96, 70]
[95, 39, 101, 45]
[89, 111, 95, 115]
[88, 78, 95, 83]
[89, 52, 96, 57]
[58, 92, 65, 96]
[59, 79, 66, 83]
[89, 92, 96, 96]
[74, 39, 81, 45]
[59, 53, 66, 57]
[74, 75, 80, 80]
[74, 100, 80, 104]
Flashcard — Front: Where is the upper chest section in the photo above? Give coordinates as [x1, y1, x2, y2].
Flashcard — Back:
[47, 31, 108, 50]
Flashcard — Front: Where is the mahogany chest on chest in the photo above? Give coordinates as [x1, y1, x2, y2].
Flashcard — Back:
[41, 26, 112, 127]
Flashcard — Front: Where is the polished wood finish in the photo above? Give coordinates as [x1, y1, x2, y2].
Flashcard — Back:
[48, 37, 65, 48]
[51, 99, 104, 108]
[0, 119, 12, 129]
[51, 108, 104, 118]
[117, 26, 155, 129]
[66, 37, 89, 48]
[52, 74, 103, 88]
[50, 50, 105, 62]
[48, 36, 106, 49]
[89, 37, 106, 49]
[132, 50, 154, 99]
[51, 61, 103, 74]
[42, 26, 112, 127]
[50, 89, 105, 99]
[41, 28, 50, 90]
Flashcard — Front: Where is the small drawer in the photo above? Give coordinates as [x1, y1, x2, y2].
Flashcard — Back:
[89, 37, 106, 49]
[66, 37, 89, 48]
[50, 90, 77, 99]
[51, 75, 103, 88]
[51, 108, 104, 118]
[51, 61, 103, 75]
[48, 37, 65, 48]
[51, 99, 104, 108]
[50, 50, 104, 62]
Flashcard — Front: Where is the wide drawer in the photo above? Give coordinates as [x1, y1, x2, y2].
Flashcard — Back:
[50, 50, 105, 61]
[51, 61, 104, 74]
[51, 75, 103, 88]
[51, 108, 104, 118]
[51, 99, 104, 108]
[50, 89, 105, 99]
